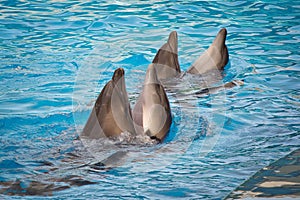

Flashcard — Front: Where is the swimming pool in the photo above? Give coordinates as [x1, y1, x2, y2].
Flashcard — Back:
[0, 0, 299, 199]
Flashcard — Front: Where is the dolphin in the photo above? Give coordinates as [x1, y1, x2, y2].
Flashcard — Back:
[152, 31, 181, 80]
[187, 28, 229, 75]
[133, 64, 172, 142]
[81, 68, 136, 139]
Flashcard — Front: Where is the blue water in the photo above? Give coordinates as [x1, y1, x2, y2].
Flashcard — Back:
[1, 0, 300, 199]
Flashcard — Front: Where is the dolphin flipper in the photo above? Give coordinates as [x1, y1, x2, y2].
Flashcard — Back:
[187, 28, 229, 75]
[152, 31, 181, 79]
[195, 80, 244, 96]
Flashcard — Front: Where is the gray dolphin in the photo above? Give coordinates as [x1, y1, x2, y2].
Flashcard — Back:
[152, 31, 181, 80]
[133, 64, 172, 142]
[187, 28, 229, 74]
[81, 68, 136, 139]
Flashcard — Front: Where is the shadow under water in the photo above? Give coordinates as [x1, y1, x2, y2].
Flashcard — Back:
[0, 141, 99, 196]
[226, 148, 300, 199]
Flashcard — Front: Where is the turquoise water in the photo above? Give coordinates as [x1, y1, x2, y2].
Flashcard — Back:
[1, 0, 300, 199]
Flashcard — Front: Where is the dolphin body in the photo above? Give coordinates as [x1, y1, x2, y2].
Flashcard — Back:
[133, 64, 172, 142]
[82, 28, 231, 141]
[151, 28, 229, 79]
[81, 68, 136, 139]
[82, 67, 172, 142]
[149, 28, 235, 100]
[81, 31, 176, 141]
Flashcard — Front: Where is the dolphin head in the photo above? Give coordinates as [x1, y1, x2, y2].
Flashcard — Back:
[187, 28, 229, 74]
[82, 67, 136, 139]
[144, 64, 160, 85]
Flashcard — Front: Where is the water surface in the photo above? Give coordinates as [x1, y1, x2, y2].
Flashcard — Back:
[0, 1, 300, 199]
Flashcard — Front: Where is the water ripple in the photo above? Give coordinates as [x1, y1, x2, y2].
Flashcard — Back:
[0, 0, 300, 199]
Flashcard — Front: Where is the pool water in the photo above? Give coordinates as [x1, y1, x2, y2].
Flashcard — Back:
[1, 0, 300, 199]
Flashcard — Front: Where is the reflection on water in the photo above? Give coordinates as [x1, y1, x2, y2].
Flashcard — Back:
[0, 0, 300, 199]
